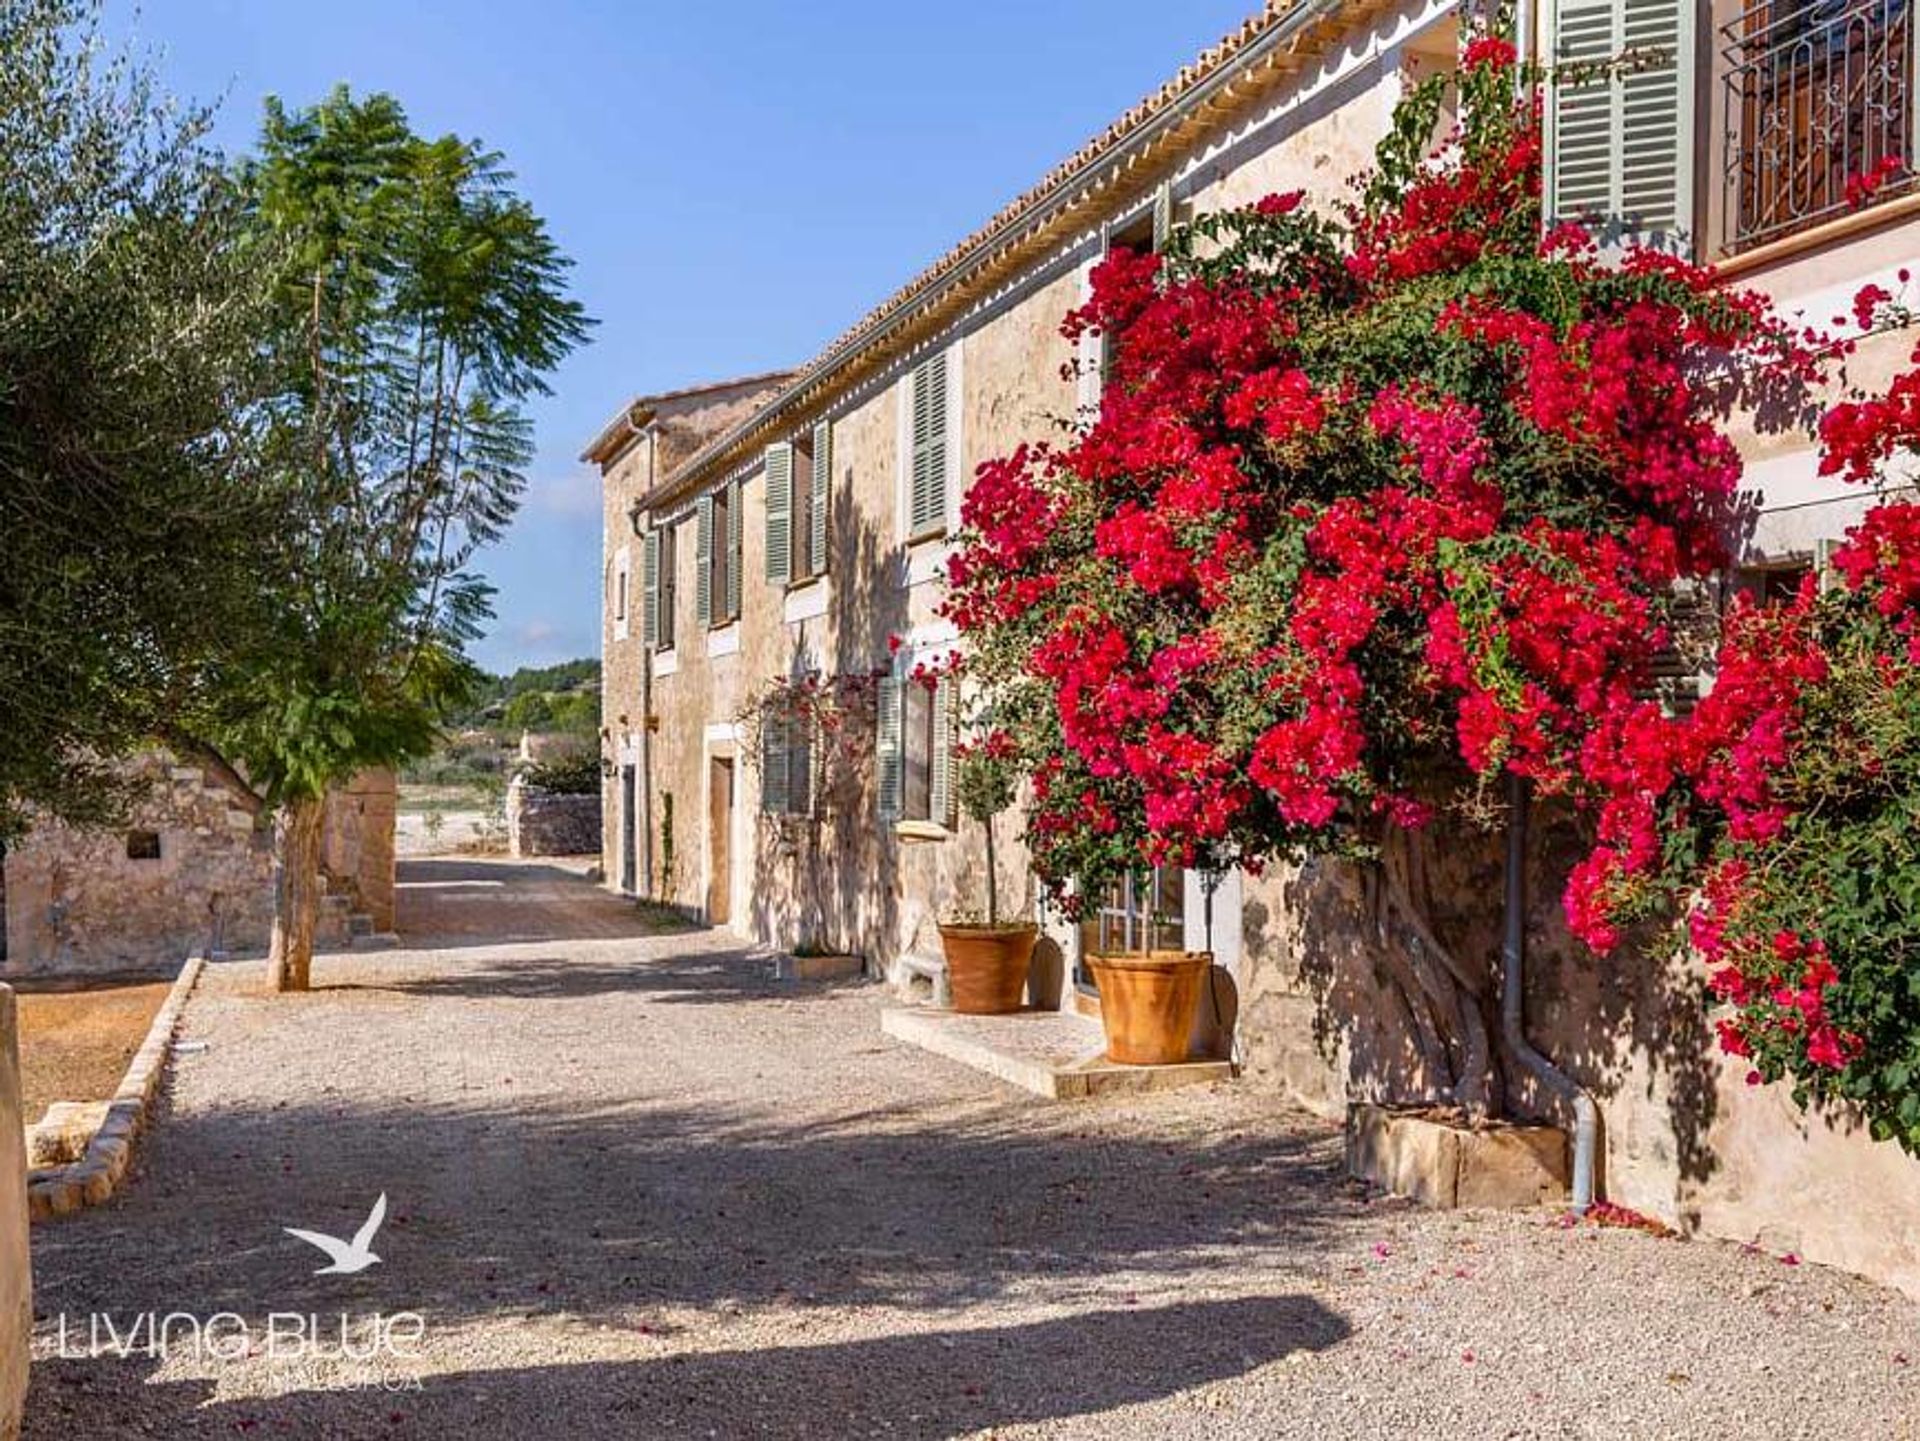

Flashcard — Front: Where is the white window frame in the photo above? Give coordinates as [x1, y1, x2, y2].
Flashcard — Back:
[612, 543, 632, 643]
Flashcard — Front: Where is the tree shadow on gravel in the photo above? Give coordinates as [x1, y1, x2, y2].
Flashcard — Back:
[335, 944, 820, 1005]
[28, 1088, 1361, 1334]
[25, 1293, 1348, 1439]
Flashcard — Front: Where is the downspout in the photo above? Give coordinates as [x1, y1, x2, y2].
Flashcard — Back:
[1502, 772, 1596, 1213]
[634, 431, 657, 899]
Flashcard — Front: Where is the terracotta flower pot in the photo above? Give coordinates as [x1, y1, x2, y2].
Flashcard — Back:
[938, 923, 1037, 1015]
[1085, 949, 1211, 1064]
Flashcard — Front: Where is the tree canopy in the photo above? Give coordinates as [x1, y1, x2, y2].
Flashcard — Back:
[0, 0, 280, 837]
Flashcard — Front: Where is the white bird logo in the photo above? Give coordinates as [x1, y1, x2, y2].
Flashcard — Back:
[284, 1193, 388, 1275]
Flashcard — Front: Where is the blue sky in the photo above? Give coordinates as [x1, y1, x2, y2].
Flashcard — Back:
[113, 0, 1256, 673]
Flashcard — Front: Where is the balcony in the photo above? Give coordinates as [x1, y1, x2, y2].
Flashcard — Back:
[1718, 0, 1916, 254]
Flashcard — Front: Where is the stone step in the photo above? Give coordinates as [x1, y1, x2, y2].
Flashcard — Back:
[880, 1007, 1232, 1100]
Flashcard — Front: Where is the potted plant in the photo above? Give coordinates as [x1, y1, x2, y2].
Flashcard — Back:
[1080, 870, 1210, 1065]
[937, 714, 1037, 1015]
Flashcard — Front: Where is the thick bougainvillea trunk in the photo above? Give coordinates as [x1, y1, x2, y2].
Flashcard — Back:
[942, 41, 1920, 1141]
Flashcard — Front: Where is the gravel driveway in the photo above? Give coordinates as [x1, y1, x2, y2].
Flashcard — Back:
[23, 858, 1920, 1438]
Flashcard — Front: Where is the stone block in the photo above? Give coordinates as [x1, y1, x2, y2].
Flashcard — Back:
[1347, 1103, 1568, 1210]
[25, 1101, 109, 1167]
[774, 952, 864, 982]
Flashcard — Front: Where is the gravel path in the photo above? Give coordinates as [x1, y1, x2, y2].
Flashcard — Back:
[23, 858, 1920, 1439]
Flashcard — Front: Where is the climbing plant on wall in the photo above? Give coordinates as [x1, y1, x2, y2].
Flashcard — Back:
[940, 40, 1883, 1123]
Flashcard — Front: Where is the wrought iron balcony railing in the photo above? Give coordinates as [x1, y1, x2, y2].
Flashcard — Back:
[1719, 0, 1916, 252]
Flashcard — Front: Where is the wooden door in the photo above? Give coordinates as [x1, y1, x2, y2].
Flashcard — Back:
[707, 757, 733, 925]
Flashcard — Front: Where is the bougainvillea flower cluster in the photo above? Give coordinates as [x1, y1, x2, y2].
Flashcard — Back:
[943, 45, 1920, 1152]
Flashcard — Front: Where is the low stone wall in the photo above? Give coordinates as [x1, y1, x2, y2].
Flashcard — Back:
[506, 781, 601, 858]
[0, 988, 32, 1440]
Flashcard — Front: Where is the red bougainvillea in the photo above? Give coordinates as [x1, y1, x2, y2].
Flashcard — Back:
[944, 42, 1920, 1147]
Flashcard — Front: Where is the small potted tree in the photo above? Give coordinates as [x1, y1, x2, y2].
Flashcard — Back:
[937, 708, 1037, 1014]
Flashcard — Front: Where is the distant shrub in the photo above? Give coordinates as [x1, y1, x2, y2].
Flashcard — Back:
[522, 752, 599, 795]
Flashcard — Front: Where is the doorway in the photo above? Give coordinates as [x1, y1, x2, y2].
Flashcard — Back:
[619, 764, 637, 895]
[707, 756, 733, 925]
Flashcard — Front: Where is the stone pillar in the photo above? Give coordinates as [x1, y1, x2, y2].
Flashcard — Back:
[0, 987, 31, 1439]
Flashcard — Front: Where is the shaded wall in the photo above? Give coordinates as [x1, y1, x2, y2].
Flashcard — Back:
[321, 768, 396, 933]
[1234, 808, 1920, 1300]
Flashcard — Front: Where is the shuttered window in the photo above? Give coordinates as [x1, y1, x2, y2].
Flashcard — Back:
[878, 665, 956, 828]
[657, 525, 677, 651]
[908, 352, 949, 538]
[724, 477, 742, 622]
[759, 704, 815, 817]
[695, 493, 713, 628]
[809, 418, 831, 579]
[875, 676, 904, 820]
[764, 443, 793, 587]
[1544, 0, 1696, 248]
[761, 711, 790, 816]
[641, 531, 659, 648]
[928, 675, 955, 829]
[697, 483, 742, 627]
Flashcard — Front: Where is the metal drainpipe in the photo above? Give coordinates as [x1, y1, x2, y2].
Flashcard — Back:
[1503, 772, 1596, 1213]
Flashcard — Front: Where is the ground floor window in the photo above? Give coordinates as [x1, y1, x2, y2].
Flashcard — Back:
[1076, 867, 1184, 988]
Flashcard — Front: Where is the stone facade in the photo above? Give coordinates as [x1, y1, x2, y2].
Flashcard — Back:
[320, 768, 397, 935]
[3, 751, 273, 972]
[588, 0, 1920, 1297]
[2, 754, 396, 972]
[506, 779, 601, 857]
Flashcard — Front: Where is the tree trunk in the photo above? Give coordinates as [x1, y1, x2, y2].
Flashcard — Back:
[268, 793, 326, 993]
[984, 814, 998, 928]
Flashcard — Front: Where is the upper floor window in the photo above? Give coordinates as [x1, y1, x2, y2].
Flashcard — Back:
[1719, 0, 1915, 252]
[696, 480, 742, 629]
[905, 352, 951, 540]
[764, 421, 831, 590]
[642, 524, 677, 652]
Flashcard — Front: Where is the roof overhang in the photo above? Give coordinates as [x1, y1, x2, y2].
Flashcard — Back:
[649, 0, 1367, 510]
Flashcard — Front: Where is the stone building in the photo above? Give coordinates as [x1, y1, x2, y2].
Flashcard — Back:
[589, 0, 1920, 1295]
[2, 753, 396, 972]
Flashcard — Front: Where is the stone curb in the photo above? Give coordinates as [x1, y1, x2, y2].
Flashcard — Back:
[27, 955, 206, 1223]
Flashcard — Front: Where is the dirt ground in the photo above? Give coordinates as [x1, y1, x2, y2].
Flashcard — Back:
[23, 858, 1920, 1438]
[13, 979, 170, 1125]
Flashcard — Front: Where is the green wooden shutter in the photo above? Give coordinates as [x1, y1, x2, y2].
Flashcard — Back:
[909, 352, 949, 536]
[875, 675, 904, 820]
[810, 419, 831, 578]
[695, 492, 713, 627]
[761, 711, 789, 815]
[641, 530, 660, 648]
[725, 478, 743, 621]
[1151, 179, 1174, 252]
[791, 707, 813, 817]
[929, 676, 955, 829]
[764, 443, 793, 586]
[1544, 0, 1695, 248]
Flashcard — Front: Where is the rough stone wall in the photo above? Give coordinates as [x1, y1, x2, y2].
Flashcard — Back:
[2, 752, 273, 973]
[506, 780, 602, 857]
[0, 988, 27, 1439]
[1233, 805, 1920, 1300]
[321, 769, 396, 933]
